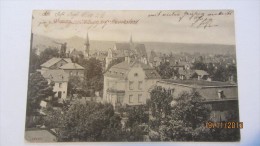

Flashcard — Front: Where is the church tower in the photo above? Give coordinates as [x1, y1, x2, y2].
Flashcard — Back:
[84, 33, 90, 58]
[129, 34, 133, 45]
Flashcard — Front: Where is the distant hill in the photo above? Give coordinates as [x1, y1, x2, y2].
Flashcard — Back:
[32, 34, 236, 55]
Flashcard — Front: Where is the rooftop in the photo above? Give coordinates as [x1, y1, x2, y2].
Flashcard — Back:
[42, 70, 69, 82]
[159, 79, 237, 88]
[104, 60, 161, 79]
[59, 63, 84, 70]
[40, 57, 72, 68]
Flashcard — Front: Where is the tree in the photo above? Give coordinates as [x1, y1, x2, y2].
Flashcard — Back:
[192, 61, 207, 71]
[58, 102, 124, 141]
[171, 91, 211, 129]
[81, 58, 104, 92]
[212, 65, 228, 82]
[29, 48, 40, 73]
[67, 76, 82, 98]
[125, 105, 149, 128]
[39, 47, 59, 65]
[26, 72, 55, 116]
[156, 62, 175, 79]
[227, 65, 237, 82]
[149, 89, 213, 141]
[161, 90, 212, 141]
[149, 88, 173, 121]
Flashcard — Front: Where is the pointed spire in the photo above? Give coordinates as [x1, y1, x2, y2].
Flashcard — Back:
[85, 32, 89, 45]
[129, 34, 133, 44]
[85, 32, 90, 58]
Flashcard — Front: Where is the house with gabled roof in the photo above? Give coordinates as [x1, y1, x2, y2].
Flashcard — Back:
[59, 63, 85, 78]
[42, 69, 69, 100]
[103, 57, 161, 109]
[40, 57, 72, 74]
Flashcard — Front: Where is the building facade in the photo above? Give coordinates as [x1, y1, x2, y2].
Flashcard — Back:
[42, 70, 69, 100]
[103, 60, 161, 109]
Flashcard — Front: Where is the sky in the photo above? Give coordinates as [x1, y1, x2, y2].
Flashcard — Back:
[32, 10, 236, 45]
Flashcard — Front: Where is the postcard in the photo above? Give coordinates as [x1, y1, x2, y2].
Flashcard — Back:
[25, 10, 240, 142]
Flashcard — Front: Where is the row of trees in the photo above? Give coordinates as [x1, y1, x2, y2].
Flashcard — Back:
[192, 61, 237, 82]
[156, 60, 237, 83]
[38, 87, 239, 141]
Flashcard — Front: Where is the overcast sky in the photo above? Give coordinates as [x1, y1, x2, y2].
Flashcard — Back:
[32, 10, 235, 45]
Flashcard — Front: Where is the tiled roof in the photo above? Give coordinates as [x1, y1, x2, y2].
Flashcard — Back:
[104, 61, 130, 79]
[59, 63, 84, 70]
[40, 57, 72, 68]
[42, 70, 69, 82]
[104, 61, 161, 79]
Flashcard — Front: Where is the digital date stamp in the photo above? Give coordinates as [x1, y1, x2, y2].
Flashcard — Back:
[206, 122, 243, 129]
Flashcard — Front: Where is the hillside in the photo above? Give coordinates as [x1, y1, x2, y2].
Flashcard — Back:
[32, 34, 236, 55]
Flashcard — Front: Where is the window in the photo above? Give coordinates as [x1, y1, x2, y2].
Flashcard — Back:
[129, 95, 133, 103]
[76, 71, 79, 75]
[138, 81, 143, 90]
[134, 73, 138, 77]
[129, 81, 134, 90]
[59, 83, 62, 88]
[138, 94, 142, 103]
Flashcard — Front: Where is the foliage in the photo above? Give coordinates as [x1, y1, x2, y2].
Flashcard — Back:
[192, 61, 237, 82]
[192, 61, 208, 71]
[149, 88, 173, 120]
[155, 62, 175, 79]
[29, 48, 40, 73]
[26, 72, 55, 116]
[67, 76, 82, 97]
[81, 58, 104, 92]
[172, 91, 211, 129]
[58, 102, 123, 141]
[38, 47, 59, 65]
[149, 89, 212, 141]
[125, 105, 149, 128]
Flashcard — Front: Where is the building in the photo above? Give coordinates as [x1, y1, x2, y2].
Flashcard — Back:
[105, 35, 148, 69]
[156, 79, 239, 122]
[59, 63, 85, 78]
[42, 70, 69, 100]
[40, 57, 72, 73]
[178, 69, 210, 80]
[103, 59, 161, 109]
[39, 57, 85, 100]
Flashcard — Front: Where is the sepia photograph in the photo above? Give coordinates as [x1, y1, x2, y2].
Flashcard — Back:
[25, 10, 240, 142]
